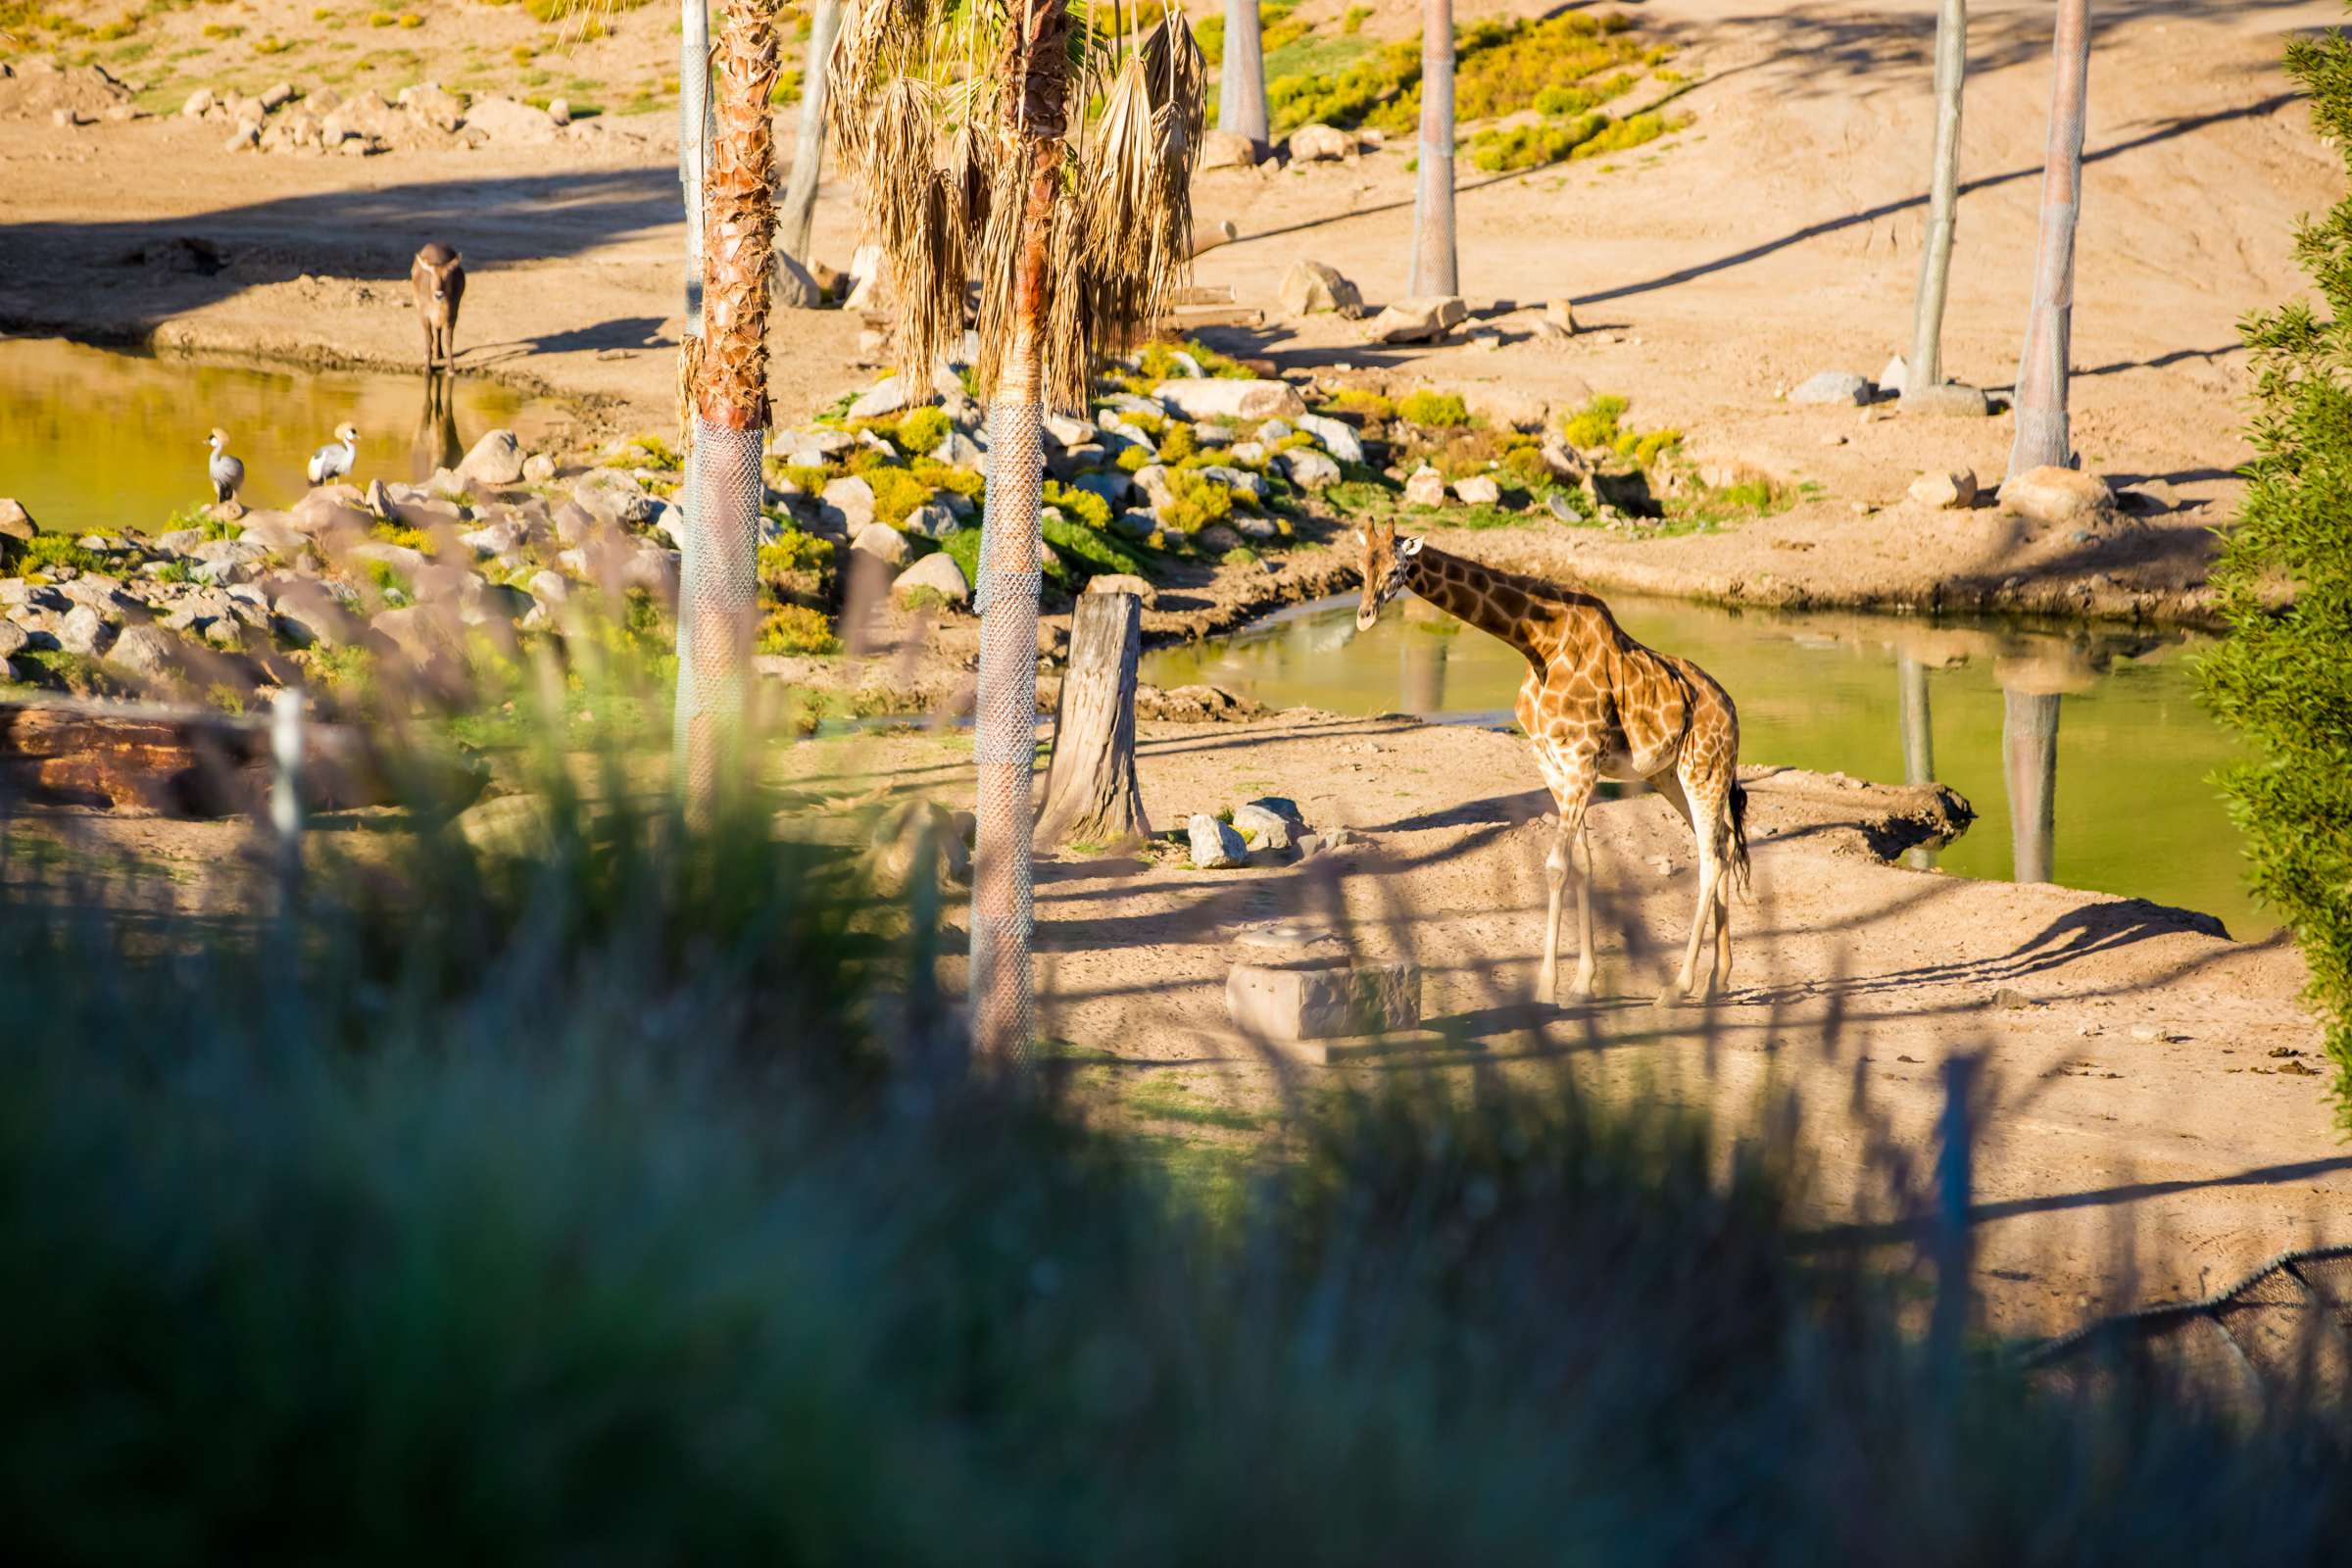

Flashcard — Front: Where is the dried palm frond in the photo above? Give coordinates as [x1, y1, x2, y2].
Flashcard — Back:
[829, 0, 1202, 407]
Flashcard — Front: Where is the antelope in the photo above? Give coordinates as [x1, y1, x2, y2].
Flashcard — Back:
[411, 242, 466, 369]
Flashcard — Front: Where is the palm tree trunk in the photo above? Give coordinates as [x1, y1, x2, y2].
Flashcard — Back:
[1409, 0, 1457, 297]
[1218, 0, 1269, 154]
[2007, 0, 2090, 477]
[777, 0, 844, 265]
[679, 0, 711, 322]
[679, 0, 778, 810]
[1906, 0, 1966, 393]
[2002, 687, 2060, 883]
[969, 0, 1069, 1060]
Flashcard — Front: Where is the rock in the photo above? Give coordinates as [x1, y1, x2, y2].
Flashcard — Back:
[1403, 466, 1447, 508]
[1070, 471, 1131, 510]
[571, 469, 656, 529]
[1230, 801, 1296, 851]
[1200, 465, 1267, 502]
[259, 81, 296, 112]
[1257, 418, 1294, 444]
[57, 606, 115, 658]
[236, 514, 308, 556]
[1366, 295, 1467, 344]
[0, 499, 33, 564]
[769, 426, 856, 463]
[848, 375, 911, 419]
[1152, 377, 1308, 423]
[1226, 958, 1422, 1043]
[1229, 441, 1268, 466]
[901, 502, 958, 540]
[1296, 413, 1364, 465]
[224, 123, 259, 153]
[1085, 572, 1156, 608]
[181, 87, 216, 119]
[522, 452, 557, 484]
[457, 428, 525, 486]
[1790, 371, 1874, 407]
[931, 430, 986, 470]
[547, 97, 571, 126]
[890, 550, 969, 608]
[105, 624, 185, 682]
[1277, 448, 1342, 491]
[462, 94, 559, 145]
[1899, 381, 1992, 418]
[1278, 259, 1363, 318]
[1452, 475, 1502, 506]
[774, 250, 821, 309]
[1287, 122, 1357, 161]
[1879, 354, 1909, 396]
[647, 500, 686, 551]
[821, 475, 878, 532]
[850, 522, 911, 568]
[404, 81, 466, 134]
[0, 620, 27, 661]
[1188, 812, 1249, 869]
[1907, 468, 1979, 510]
[1044, 413, 1099, 448]
[1543, 298, 1579, 335]
[1199, 129, 1261, 169]
[841, 241, 887, 310]
[2001, 466, 2116, 527]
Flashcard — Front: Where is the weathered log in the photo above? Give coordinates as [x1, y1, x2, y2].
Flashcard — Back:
[1035, 591, 1149, 849]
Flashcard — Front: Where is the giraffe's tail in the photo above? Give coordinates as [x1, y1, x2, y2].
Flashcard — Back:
[1726, 779, 1753, 899]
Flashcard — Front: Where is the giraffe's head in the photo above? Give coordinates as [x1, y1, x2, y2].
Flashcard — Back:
[1353, 521, 1422, 631]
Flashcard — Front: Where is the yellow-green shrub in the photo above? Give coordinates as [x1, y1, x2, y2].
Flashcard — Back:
[1399, 390, 1471, 428]
[758, 604, 839, 656]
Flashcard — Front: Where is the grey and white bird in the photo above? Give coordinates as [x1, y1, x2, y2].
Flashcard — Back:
[206, 427, 245, 507]
[308, 422, 361, 486]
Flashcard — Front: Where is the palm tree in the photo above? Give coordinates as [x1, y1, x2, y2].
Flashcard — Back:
[1218, 0, 1269, 155]
[1904, 0, 1967, 396]
[778, 0, 847, 269]
[1410, 0, 1457, 297]
[2008, 0, 2091, 476]
[829, 0, 1205, 1057]
[677, 1, 781, 810]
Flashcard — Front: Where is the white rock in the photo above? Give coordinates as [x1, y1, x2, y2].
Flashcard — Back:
[2001, 466, 2116, 527]
[522, 452, 556, 483]
[107, 623, 186, 681]
[1288, 122, 1357, 162]
[1907, 468, 1979, 510]
[1365, 296, 1467, 344]
[848, 375, 910, 419]
[1277, 448, 1342, 490]
[1230, 801, 1295, 851]
[1452, 475, 1502, 506]
[902, 502, 959, 540]
[1879, 354, 1909, 396]
[58, 606, 114, 658]
[1188, 812, 1249, 869]
[457, 428, 525, 486]
[1790, 371, 1874, 407]
[1278, 260, 1363, 318]
[851, 521, 910, 567]
[1085, 572, 1156, 608]
[891, 550, 970, 608]
[1403, 466, 1447, 508]
[1297, 413, 1364, 465]
[1199, 130, 1261, 170]
[820, 475, 877, 531]
[1153, 377, 1309, 422]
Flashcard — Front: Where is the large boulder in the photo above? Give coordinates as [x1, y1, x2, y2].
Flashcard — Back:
[848, 375, 911, 419]
[1899, 381, 1993, 418]
[402, 81, 466, 134]
[891, 550, 969, 609]
[571, 469, 656, 529]
[850, 521, 909, 567]
[821, 475, 877, 532]
[1403, 466, 1447, 508]
[457, 428, 526, 487]
[1278, 260, 1363, 318]
[1297, 413, 1364, 465]
[57, 606, 115, 658]
[901, 502, 959, 540]
[1277, 448, 1342, 491]
[106, 623, 189, 683]
[1287, 122, 1357, 162]
[460, 94, 558, 145]
[1365, 296, 1467, 344]
[1789, 370, 1874, 407]
[1452, 475, 1502, 506]
[2001, 466, 2116, 528]
[1198, 130, 1261, 170]
[1153, 377, 1308, 422]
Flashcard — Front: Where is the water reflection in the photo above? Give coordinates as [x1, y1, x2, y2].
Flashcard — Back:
[0, 336, 569, 534]
[1144, 594, 2256, 933]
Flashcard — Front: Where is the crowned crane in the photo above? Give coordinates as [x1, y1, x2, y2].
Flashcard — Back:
[308, 423, 360, 486]
[410, 243, 466, 370]
[206, 428, 245, 508]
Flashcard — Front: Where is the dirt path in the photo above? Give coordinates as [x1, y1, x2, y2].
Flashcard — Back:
[784, 712, 2347, 1339]
[3, 1, 2335, 622]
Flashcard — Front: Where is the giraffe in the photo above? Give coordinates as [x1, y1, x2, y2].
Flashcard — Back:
[1353, 521, 1750, 1004]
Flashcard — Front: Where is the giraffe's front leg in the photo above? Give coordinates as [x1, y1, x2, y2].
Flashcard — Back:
[1534, 748, 1597, 1006]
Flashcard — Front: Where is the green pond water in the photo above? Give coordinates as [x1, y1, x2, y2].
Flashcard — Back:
[1143, 594, 2267, 937]
[1, 336, 569, 536]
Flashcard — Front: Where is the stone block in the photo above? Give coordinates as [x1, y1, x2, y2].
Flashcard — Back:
[1227, 958, 1423, 1043]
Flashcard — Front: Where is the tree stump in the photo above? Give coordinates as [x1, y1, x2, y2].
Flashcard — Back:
[1035, 591, 1150, 849]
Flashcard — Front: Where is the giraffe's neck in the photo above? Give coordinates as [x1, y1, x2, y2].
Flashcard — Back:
[1403, 544, 1562, 662]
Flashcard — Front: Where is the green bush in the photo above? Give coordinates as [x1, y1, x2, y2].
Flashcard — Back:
[757, 603, 839, 655]
[759, 528, 835, 579]
[894, 406, 951, 456]
[1158, 470, 1235, 534]
[1398, 389, 1471, 428]
[1043, 480, 1112, 532]
[2200, 10, 2352, 1125]
[9, 533, 111, 577]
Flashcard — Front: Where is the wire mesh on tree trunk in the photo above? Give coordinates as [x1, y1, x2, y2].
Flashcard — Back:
[970, 393, 1046, 1059]
[677, 419, 764, 806]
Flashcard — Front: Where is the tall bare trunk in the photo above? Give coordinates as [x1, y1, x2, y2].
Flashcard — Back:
[679, 0, 711, 323]
[679, 0, 778, 811]
[970, 0, 1069, 1060]
[1409, 0, 1457, 297]
[1036, 591, 1150, 850]
[1906, 0, 1967, 393]
[2007, 0, 2090, 477]
[1218, 0, 1269, 153]
[777, 0, 844, 265]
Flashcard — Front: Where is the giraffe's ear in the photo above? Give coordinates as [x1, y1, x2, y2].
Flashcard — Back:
[1398, 536, 1424, 557]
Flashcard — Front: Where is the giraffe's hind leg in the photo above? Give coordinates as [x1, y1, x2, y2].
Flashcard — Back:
[1532, 743, 1598, 1004]
[1653, 770, 1728, 1006]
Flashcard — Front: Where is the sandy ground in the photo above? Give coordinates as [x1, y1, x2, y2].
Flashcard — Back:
[782, 712, 2347, 1339]
[3, 1, 2338, 623]
[6, 2, 2348, 1328]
